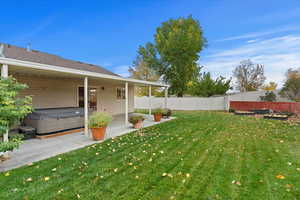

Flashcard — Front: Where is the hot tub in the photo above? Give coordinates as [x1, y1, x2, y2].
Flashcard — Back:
[24, 107, 84, 135]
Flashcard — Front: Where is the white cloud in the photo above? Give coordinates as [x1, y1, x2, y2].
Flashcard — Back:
[247, 39, 258, 43]
[215, 25, 300, 42]
[112, 65, 130, 77]
[201, 35, 300, 88]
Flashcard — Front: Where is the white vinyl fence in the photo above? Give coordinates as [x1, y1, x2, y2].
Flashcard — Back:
[135, 96, 229, 110]
[134, 90, 291, 111]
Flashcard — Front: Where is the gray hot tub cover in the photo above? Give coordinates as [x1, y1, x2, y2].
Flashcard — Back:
[26, 107, 84, 120]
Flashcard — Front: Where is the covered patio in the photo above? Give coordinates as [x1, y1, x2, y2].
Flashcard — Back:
[0, 55, 169, 141]
[0, 114, 174, 172]
[0, 44, 173, 172]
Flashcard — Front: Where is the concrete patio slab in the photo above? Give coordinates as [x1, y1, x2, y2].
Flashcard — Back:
[0, 114, 174, 172]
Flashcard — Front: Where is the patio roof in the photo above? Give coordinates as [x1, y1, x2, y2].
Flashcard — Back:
[0, 45, 168, 87]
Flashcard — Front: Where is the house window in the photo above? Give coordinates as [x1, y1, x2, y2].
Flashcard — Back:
[78, 87, 97, 111]
[116, 87, 125, 100]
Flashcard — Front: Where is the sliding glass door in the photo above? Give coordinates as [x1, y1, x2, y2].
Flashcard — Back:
[78, 87, 97, 111]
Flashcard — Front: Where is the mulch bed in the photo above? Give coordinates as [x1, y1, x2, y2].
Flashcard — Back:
[235, 112, 300, 123]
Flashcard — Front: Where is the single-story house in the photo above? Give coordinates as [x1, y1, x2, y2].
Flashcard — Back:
[0, 43, 168, 141]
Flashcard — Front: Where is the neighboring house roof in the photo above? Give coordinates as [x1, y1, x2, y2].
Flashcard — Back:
[1, 43, 119, 76]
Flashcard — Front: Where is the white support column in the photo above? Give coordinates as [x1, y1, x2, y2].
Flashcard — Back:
[164, 87, 168, 109]
[125, 82, 129, 127]
[1, 64, 8, 78]
[84, 77, 89, 136]
[149, 85, 152, 115]
[1, 64, 9, 142]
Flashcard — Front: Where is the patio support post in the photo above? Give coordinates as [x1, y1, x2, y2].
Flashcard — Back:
[1, 64, 9, 142]
[164, 87, 168, 109]
[148, 85, 152, 115]
[125, 82, 129, 127]
[84, 76, 89, 136]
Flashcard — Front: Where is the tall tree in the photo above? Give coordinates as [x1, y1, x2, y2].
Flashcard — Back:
[129, 45, 162, 97]
[187, 72, 231, 97]
[155, 16, 206, 97]
[262, 81, 278, 91]
[233, 59, 266, 92]
[280, 68, 300, 101]
[137, 16, 206, 97]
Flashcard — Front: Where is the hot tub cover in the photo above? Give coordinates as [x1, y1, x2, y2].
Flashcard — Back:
[26, 107, 84, 120]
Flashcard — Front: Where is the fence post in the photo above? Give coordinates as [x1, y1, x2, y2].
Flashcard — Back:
[224, 95, 230, 111]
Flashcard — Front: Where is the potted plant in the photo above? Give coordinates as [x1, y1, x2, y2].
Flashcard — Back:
[129, 115, 145, 129]
[153, 108, 164, 122]
[89, 112, 112, 141]
[162, 109, 172, 118]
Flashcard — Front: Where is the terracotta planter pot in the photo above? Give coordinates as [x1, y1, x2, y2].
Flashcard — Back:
[91, 126, 107, 141]
[154, 114, 162, 122]
[133, 120, 143, 129]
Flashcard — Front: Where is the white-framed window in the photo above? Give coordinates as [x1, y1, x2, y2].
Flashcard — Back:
[116, 87, 125, 100]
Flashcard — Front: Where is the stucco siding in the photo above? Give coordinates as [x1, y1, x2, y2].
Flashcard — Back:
[14, 75, 134, 115]
[97, 85, 134, 115]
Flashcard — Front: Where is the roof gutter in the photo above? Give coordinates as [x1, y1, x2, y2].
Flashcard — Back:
[0, 57, 168, 87]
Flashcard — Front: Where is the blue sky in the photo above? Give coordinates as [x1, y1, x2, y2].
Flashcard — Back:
[1, 0, 300, 87]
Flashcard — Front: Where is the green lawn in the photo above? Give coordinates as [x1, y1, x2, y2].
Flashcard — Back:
[1, 111, 300, 200]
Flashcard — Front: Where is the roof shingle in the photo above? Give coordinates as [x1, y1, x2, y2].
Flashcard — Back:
[1, 43, 119, 77]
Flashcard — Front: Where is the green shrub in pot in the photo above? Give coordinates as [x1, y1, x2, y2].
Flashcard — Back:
[152, 108, 164, 115]
[129, 115, 145, 128]
[153, 108, 164, 122]
[88, 112, 112, 128]
[89, 112, 112, 140]
[129, 115, 145, 125]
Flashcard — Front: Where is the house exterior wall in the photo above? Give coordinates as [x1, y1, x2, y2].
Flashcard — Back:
[14, 75, 134, 115]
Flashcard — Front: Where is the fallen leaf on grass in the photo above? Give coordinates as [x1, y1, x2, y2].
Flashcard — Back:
[26, 177, 32, 182]
[167, 173, 173, 178]
[276, 175, 285, 179]
[57, 189, 64, 194]
[232, 180, 241, 186]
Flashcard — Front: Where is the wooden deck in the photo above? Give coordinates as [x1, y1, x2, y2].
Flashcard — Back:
[36, 128, 84, 139]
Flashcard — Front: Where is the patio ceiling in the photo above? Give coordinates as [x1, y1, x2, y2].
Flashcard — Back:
[8, 65, 135, 86]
